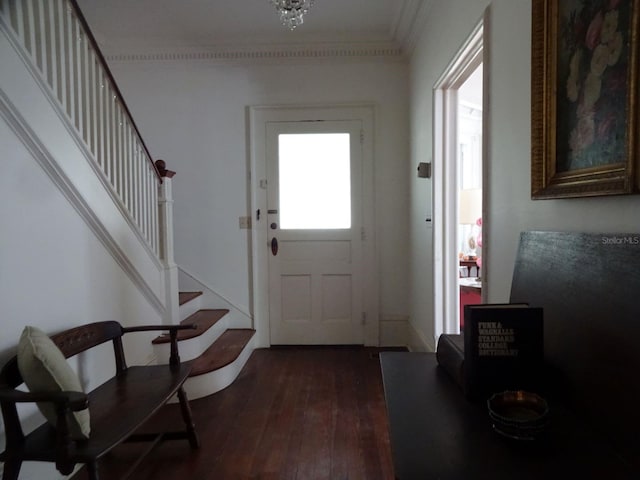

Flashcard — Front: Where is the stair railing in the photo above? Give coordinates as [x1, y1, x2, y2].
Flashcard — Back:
[0, 0, 163, 258]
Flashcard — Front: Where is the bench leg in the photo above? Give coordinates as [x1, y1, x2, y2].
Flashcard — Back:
[177, 386, 200, 449]
[2, 458, 21, 480]
[86, 461, 99, 480]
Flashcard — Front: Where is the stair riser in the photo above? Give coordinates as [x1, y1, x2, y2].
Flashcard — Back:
[153, 315, 229, 363]
[184, 335, 255, 400]
[173, 335, 255, 401]
[220, 309, 253, 329]
[179, 296, 203, 322]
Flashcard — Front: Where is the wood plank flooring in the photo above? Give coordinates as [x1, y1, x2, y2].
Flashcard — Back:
[72, 347, 401, 480]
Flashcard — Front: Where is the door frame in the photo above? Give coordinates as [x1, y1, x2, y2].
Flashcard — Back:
[432, 9, 489, 342]
[248, 104, 377, 348]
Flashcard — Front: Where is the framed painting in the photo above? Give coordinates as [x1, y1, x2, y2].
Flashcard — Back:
[531, 0, 639, 199]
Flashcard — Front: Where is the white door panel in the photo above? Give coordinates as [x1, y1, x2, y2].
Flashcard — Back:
[266, 120, 363, 344]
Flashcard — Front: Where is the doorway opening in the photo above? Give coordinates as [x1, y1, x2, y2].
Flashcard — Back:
[433, 12, 488, 341]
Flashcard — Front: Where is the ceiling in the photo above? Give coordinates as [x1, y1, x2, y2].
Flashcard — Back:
[75, 0, 430, 55]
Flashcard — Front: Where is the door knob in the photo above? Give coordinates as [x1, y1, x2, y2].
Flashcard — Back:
[271, 237, 278, 256]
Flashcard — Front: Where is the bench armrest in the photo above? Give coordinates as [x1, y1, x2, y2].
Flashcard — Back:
[0, 387, 88, 410]
[122, 324, 197, 367]
[121, 324, 197, 334]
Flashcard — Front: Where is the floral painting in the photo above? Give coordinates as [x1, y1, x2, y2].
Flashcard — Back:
[556, 0, 630, 172]
[531, 0, 639, 199]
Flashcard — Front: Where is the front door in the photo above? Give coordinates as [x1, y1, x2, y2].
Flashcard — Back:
[266, 120, 363, 345]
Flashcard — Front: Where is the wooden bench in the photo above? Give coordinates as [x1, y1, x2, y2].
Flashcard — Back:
[0, 321, 200, 480]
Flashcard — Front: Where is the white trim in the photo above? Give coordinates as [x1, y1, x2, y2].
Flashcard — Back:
[407, 319, 435, 352]
[432, 12, 487, 346]
[104, 42, 406, 65]
[480, 7, 491, 301]
[178, 267, 253, 324]
[249, 104, 378, 347]
[392, 0, 436, 56]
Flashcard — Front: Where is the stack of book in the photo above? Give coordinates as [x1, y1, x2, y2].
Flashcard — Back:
[436, 304, 544, 399]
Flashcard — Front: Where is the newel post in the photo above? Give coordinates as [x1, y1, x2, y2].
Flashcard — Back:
[156, 160, 179, 325]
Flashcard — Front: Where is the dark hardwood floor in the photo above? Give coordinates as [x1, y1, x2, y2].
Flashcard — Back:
[72, 347, 401, 480]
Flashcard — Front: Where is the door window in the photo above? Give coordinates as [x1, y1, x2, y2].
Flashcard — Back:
[278, 133, 351, 230]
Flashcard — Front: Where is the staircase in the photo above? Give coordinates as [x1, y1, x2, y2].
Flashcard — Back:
[152, 291, 256, 400]
[1, 0, 257, 404]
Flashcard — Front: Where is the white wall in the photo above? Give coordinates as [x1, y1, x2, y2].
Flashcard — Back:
[408, 0, 640, 350]
[106, 58, 411, 328]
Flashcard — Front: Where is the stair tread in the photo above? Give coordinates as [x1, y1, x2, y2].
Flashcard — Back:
[151, 309, 229, 344]
[179, 291, 203, 306]
[189, 329, 255, 377]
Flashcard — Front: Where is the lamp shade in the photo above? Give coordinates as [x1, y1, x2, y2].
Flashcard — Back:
[459, 188, 482, 224]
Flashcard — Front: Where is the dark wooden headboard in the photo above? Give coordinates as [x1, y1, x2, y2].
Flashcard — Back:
[509, 231, 640, 469]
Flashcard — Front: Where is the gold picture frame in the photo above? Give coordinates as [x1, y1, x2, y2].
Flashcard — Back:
[531, 0, 639, 199]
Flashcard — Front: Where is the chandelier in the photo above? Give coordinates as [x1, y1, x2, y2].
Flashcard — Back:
[269, 0, 315, 30]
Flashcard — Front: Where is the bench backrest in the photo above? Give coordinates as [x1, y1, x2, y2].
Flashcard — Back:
[0, 321, 124, 389]
[509, 231, 640, 470]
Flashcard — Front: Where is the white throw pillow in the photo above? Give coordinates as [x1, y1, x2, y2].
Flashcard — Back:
[17, 326, 90, 439]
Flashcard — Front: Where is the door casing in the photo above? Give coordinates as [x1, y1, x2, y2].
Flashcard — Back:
[432, 10, 489, 343]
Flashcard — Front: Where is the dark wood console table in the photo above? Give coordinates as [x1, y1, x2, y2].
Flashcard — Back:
[380, 352, 634, 480]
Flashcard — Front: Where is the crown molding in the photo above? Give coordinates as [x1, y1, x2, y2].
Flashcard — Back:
[104, 41, 407, 65]
[391, 0, 434, 55]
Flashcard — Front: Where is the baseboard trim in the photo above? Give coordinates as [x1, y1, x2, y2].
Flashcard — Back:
[407, 320, 436, 352]
[178, 267, 253, 325]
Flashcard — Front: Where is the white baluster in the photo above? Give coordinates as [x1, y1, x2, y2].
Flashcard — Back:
[129, 132, 136, 218]
[47, 0, 58, 97]
[152, 175, 159, 255]
[35, 0, 48, 84]
[75, 18, 84, 137]
[96, 64, 104, 169]
[136, 148, 144, 231]
[118, 107, 125, 201]
[111, 98, 117, 190]
[131, 145, 138, 226]
[12, 0, 25, 47]
[124, 122, 132, 212]
[65, 5, 75, 125]
[109, 97, 116, 188]
[25, 0, 36, 59]
[148, 166, 154, 246]
[55, 0, 66, 109]
[114, 103, 121, 197]
[89, 53, 98, 158]
[142, 164, 149, 244]
[82, 39, 91, 147]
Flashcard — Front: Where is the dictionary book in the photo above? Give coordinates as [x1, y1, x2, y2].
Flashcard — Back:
[462, 303, 543, 399]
